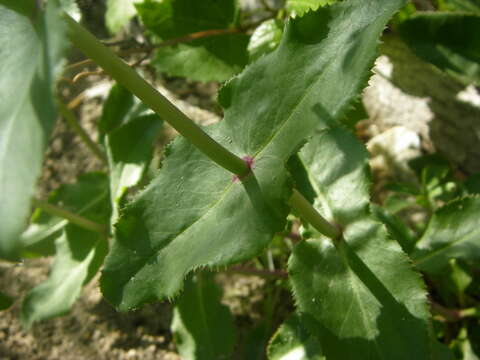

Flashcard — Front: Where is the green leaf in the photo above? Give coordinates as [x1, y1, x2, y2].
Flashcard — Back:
[0, 0, 66, 260]
[106, 112, 162, 223]
[465, 173, 480, 195]
[452, 326, 479, 360]
[430, 259, 472, 304]
[106, 0, 141, 34]
[136, 0, 249, 81]
[399, 13, 480, 86]
[171, 273, 235, 360]
[20, 173, 110, 257]
[289, 126, 433, 359]
[0, 0, 36, 17]
[0, 291, 13, 311]
[340, 99, 368, 129]
[99, 83, 135, 136]
[101, 82, 163, 223]
[101, 0, 406, 310]
[248, 19, 284, 63]
[59, 0, 81, 21]
[21, 226, 108, 328]
[432, 340, 455, 360]
[372, 204, 417, 254]
[435, 0, 480, 13]
[286, 0, 336, 17]
[243, 322, 270, 360]
[268, 313, 324, 360]
[412, 196, 480, 274]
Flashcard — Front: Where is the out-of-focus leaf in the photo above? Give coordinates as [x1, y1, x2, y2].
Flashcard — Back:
[99, 83, 135, 135]
[106, 0, 141, 34]
[101, 82, 162, 223]
[412, 196, 480, 274]
[0, 291, 13, 311]
[106, 114, 162, 224]
[289, 126, 432, 359]
[268, 313, 324, 360]
[382, 194, 416, 214]
[0, 0, 66, 260]
[20, 173, 110, 257]
[171, 273, 235, 360]
[248, 19, 283, 62]
[372, 204, 417, 254]
[243, 322, 269, 360]
[431, 259, 472, 305]
[21, 226, 108, 328]
[136, 0, 249, 81]
[399, 13, 480, 86]
[435, 0, 480, 13]
[287, 0, 336, 17]
[433, 340, 456, 360]
[340, 99, 368, 129]
[465, 173, 480, 195]
[0, 0, 36, 17]
[452, 327, 480, 360]
[59, 0, 81, 21]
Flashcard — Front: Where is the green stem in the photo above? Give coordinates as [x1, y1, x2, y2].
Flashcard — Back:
[63, 15, 248, 176]
[63, 15, 341, 240]
[289, 189, 341, 240]
[57, 100, 108, 165]
[32, 199, 107, 236]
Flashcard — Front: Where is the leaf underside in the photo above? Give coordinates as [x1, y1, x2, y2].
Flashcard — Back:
[101, 0, 407, 311]
[288, 126, 433, 360]
[0, 1, 66, 260]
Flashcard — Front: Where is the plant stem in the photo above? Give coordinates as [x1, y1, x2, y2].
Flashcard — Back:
[63, 15, 249, 176]
[63, 15, 341, 240]
[32, 199, 107, 236]
[57, 100, 108, 165]
[289, 189, 341, 240]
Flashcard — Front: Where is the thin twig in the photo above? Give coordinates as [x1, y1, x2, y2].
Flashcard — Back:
[64, 27, 243, 72]
[72, 69, 104, 83]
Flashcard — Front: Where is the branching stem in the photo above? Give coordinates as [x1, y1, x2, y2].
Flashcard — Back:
[63, 15, 341, 241]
